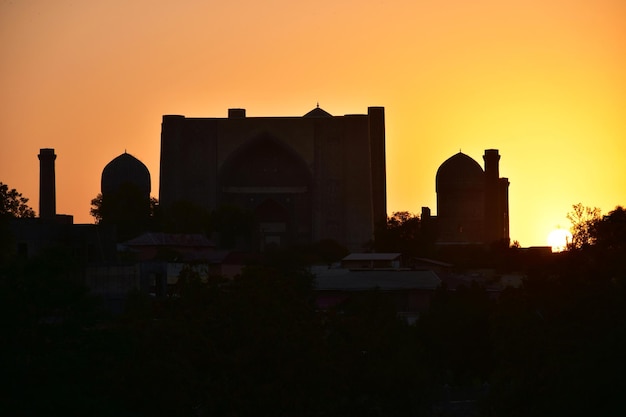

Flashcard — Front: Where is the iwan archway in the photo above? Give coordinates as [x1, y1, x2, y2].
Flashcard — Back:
[219, 134, 312, 248]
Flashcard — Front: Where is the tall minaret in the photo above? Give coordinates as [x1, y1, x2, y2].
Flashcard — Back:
[38, 148, 56, 220]
[483, 149, 501, 243]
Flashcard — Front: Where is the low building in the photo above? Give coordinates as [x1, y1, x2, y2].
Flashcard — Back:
[313, 253, 442, 322]
[120, 232, 216, 262]
[341, 252, 402, 269]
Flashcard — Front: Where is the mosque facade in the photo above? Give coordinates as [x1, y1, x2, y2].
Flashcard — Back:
[158, 106, 387, 250]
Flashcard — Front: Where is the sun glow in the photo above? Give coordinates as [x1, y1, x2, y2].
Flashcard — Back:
[547, 228, 572, 253]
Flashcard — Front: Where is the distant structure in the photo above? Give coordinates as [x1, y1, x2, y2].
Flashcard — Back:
[38, 148, 56, 220]
[314, 252, 442, 323]
[9, 149, 116, 262]
[423, 149, 509, 245]
[159, 106, 387, 250]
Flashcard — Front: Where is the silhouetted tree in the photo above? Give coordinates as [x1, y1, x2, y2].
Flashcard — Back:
[418, 282, 494, 385]
[488, 254, 626, 416]
[587, 205, 626, 285]
[323, 290, 434, 416]
[594, 205, 626, 250]
[373, 211, 438, 258]
[90, 183, 158, 241]
[0, 181, 35, 218]
[374, 211, 420, 255]
[0, 246, 112, 415]
[567, 203, 601, 249]
[0, 182, 35, 263]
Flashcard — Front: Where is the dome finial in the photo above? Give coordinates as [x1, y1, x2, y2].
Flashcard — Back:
[316, 102, 319, 108]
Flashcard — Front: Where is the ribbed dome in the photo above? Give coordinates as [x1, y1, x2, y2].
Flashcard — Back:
[101, 152, 151, 197]
[436, 152, 484, 192]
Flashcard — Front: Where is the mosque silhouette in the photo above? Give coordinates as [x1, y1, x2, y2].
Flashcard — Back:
[98, 106, 509, 249]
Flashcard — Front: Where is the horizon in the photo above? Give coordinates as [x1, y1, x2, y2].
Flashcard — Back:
[1, 0, 624, 247]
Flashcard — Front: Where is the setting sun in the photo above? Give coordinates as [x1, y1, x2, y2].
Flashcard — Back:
[547, 228, 572, 252]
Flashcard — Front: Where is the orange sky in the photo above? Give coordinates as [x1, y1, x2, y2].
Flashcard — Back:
[1, 0, 624, 247]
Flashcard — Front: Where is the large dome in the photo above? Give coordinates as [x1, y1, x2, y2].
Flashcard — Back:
[436, 152, 484, 192]
[101, 152, 151, 197]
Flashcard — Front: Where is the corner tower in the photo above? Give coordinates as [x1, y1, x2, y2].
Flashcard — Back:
[483, 149, 509, 244]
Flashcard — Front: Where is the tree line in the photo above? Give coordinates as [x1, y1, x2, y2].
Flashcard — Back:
[2, 181, 626, 415]
[1, 219, 625, 416]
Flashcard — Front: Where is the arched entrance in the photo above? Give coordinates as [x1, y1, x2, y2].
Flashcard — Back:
[219, 135, 312, 248]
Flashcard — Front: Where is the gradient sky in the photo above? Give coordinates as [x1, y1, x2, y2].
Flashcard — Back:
[1, 0, 624, 247]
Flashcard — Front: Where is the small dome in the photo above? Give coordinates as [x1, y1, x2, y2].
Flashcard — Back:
[101, 152, 151, 197]
[303, 105, 332, 118]
[436, 152, 484, 192]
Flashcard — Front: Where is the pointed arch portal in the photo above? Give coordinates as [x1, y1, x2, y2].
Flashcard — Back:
[219, 135, 312, 248]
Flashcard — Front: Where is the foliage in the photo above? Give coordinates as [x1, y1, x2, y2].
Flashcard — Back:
[5, 203, 626, 415]
[90, 183, 158, 241]
[89, 193, 105, 223]
[418, 282, 494, 384]
[488, 254, 626, 416]
[0, 182, 35, 263]
[567, 203, 601, 249]
[0, 181, 35, 218]
[0, 247, 111, 415]
[374, 211, 436, 257]
[324, 290, 434, 416]
[594, 205, 626, 250]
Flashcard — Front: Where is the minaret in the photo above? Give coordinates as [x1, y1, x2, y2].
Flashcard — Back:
[483, 149, 500, 243]
[368, 106, 387, 227]
[38, 148, 56, 220]
[499, 176, 510, 243]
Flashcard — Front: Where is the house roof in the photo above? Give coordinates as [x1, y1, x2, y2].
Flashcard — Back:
[315, 269, 441, 291]
[413, 257, 454, 268]
[342, 253, 402, 262]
